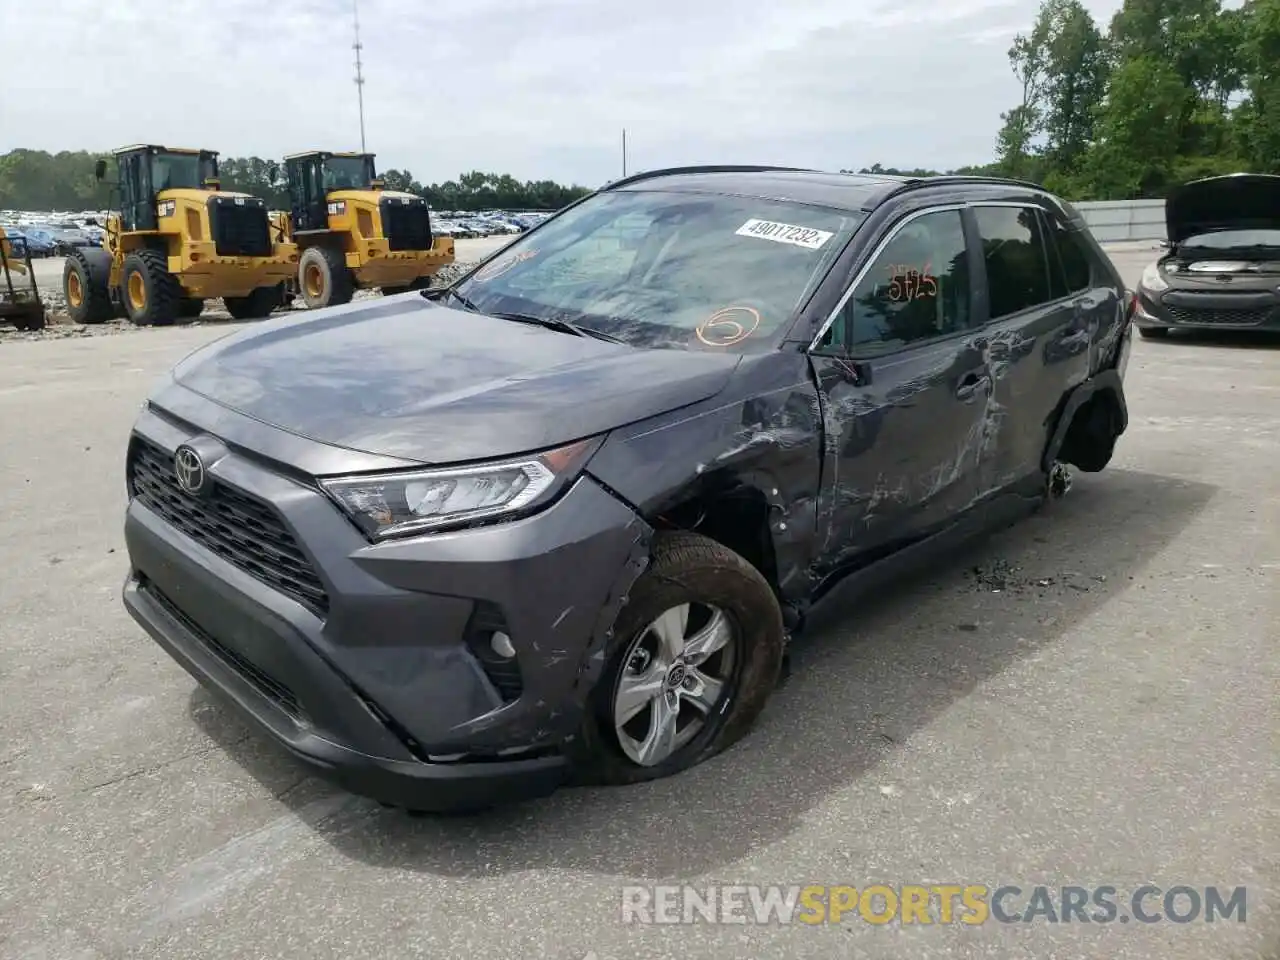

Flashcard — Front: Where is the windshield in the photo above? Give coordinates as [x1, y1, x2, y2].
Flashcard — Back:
[452, 189, 862, 352]
[323, 156, 375, 190]
[1180, 229, 1280, 250]
[151, 152, 217, 190]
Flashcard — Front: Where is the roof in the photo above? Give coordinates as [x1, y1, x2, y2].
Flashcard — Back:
[111, 144, 214, 156]
[604, 165, 1046, 213]
[282, 150, 375, 161]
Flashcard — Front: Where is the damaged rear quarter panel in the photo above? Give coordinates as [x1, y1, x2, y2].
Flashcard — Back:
[586, 352, 824, 604]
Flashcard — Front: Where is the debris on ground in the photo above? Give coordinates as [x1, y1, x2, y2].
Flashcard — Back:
[0, 261, 477, 344]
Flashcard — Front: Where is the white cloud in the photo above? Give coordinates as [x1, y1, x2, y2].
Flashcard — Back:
[0, 0, 1123, 187]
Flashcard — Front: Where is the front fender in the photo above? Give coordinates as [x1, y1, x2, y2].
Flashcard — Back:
[585, 352, 824, 605]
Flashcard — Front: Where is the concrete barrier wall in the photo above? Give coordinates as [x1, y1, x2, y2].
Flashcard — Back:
[1071, 199, 1166, 243]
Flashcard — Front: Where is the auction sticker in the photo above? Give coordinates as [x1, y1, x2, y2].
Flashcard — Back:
[735, 218, 834, 250]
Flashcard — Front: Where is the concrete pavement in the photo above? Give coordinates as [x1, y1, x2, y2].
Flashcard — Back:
[0, 245, 1275, 960]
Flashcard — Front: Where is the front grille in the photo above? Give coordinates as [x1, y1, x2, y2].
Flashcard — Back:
[143, 579, 305, 719]
[380, 198, 433, 252]
[128, 437, 329, 616]
[1166, 303, 1276, 326]
[208, 198, 272, 257]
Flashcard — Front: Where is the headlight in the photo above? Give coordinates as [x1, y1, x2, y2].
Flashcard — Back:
[319, 436, 603, 540]
[1140, 262, 1168, 292]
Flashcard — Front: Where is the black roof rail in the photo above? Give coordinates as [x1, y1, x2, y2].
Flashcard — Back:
[600, 164, 818, 191]
[880, 174, 1047, 197]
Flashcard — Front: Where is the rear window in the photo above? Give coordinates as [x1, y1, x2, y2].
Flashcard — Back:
[1044, 215, 1093, 297]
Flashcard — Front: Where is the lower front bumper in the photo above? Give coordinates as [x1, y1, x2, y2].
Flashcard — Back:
[1136, 288, 1280, 330]
[123, 574, 570, 812]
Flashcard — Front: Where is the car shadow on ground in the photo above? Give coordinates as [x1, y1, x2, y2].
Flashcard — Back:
[1143, 329, 1280, 350]
[189, 466, 1217, 880]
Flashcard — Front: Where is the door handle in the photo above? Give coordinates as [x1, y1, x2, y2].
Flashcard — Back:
[955, 370, 991, 401]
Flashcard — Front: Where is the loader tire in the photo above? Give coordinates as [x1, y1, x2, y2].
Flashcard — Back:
[223, 285, 281, 321]
[63, 247, 114, 325]
[298, 246, 354, 309]
[121, 250, 181, 327]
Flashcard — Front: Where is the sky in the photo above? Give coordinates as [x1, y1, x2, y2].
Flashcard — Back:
[0, 0, 1125, 188]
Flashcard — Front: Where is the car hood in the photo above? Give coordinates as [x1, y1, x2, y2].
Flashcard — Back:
[169, 294, 741, 466]
[1166, 174, 1280, 245]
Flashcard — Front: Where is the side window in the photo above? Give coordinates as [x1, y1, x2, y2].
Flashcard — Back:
[972, 205, 1054, 319]
[825, 209, 972, 354]
[1044, 213, 1093, 297]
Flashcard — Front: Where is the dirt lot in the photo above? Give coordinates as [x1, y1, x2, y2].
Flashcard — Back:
[0, 243, 1276, 960]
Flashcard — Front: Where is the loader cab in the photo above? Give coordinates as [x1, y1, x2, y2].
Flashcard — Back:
[284, 151, 378, 232]
[103, 145, 219, 233]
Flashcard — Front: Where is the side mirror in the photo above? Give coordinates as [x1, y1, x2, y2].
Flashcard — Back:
[202, 177, 221, 190]
[94, 159, 107, 181]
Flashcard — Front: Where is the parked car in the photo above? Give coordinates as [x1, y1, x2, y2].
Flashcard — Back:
[0, 227, 55, 258]
[119, 166, 1133, 813]
[42, 222, 97, 255]
[1134, 173, 1280, 338]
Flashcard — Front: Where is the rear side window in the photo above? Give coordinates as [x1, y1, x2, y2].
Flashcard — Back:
[1044, 214, 1093, 297]
[973, 206, 1054, 320]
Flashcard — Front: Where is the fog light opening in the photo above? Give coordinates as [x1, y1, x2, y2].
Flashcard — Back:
[490, 631, 516, 659]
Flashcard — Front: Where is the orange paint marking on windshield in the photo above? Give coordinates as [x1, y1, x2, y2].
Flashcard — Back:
[886, 262, 938, 302]
[695, 305, 762, 347]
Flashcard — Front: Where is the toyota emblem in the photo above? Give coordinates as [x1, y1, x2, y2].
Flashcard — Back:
[173, 445, 209, 496]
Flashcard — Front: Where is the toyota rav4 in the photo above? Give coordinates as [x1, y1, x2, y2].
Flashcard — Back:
[121, 166, 1134, 812]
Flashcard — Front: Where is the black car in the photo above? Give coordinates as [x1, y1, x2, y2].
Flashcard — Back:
[120, 166, 1134, 812]
[1135, 173, 1280, 338]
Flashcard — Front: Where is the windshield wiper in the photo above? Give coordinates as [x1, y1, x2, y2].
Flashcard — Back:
[492, 311, 625, 344]
[438, 286, 479, 312]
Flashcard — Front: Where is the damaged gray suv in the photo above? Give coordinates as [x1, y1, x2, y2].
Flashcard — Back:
[122, 166, 1134, 812]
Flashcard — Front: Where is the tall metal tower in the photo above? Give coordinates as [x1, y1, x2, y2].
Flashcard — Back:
[353, 0, 367, 151]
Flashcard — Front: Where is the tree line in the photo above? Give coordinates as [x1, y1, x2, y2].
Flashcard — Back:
[0, 150, 593, 212]
[856, 0, 1279, 200]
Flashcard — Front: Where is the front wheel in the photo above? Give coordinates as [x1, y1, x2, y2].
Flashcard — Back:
[298, 246, 354, 309]
[572, 531, 785, 786]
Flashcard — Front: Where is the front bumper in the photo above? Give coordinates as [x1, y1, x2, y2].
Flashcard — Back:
[121, 399, 650, 810]
[1135, 285, 1280, 330]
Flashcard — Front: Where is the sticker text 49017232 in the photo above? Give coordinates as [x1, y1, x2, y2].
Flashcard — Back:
[735, 219, 835, 251]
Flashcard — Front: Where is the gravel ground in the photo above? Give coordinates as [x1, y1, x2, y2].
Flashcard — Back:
[0, 242, 1276, 960]
[0, 235, 512, 343]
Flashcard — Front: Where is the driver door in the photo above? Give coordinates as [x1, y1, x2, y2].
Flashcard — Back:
[807, 206, 990, 574]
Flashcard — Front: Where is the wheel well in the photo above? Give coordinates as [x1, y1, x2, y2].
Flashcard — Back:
[650, 486, 779, 595]
[1056, 386, 1123, 472]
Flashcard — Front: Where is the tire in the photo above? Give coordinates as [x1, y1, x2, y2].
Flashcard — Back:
[179, 298, 204, 319]
[572, 531, 785, 786]
[63, 247, 115, 324]
[121, 249, 181, 326]
[223, 285, 281, 321]
[297, 246, 354, 309]
[1137, 326, 1169, 339]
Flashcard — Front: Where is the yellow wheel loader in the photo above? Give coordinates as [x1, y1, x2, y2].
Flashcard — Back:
[273, 150, 454, 309]
[63, 145, 299, 327]
[0, 227, 47, 331]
